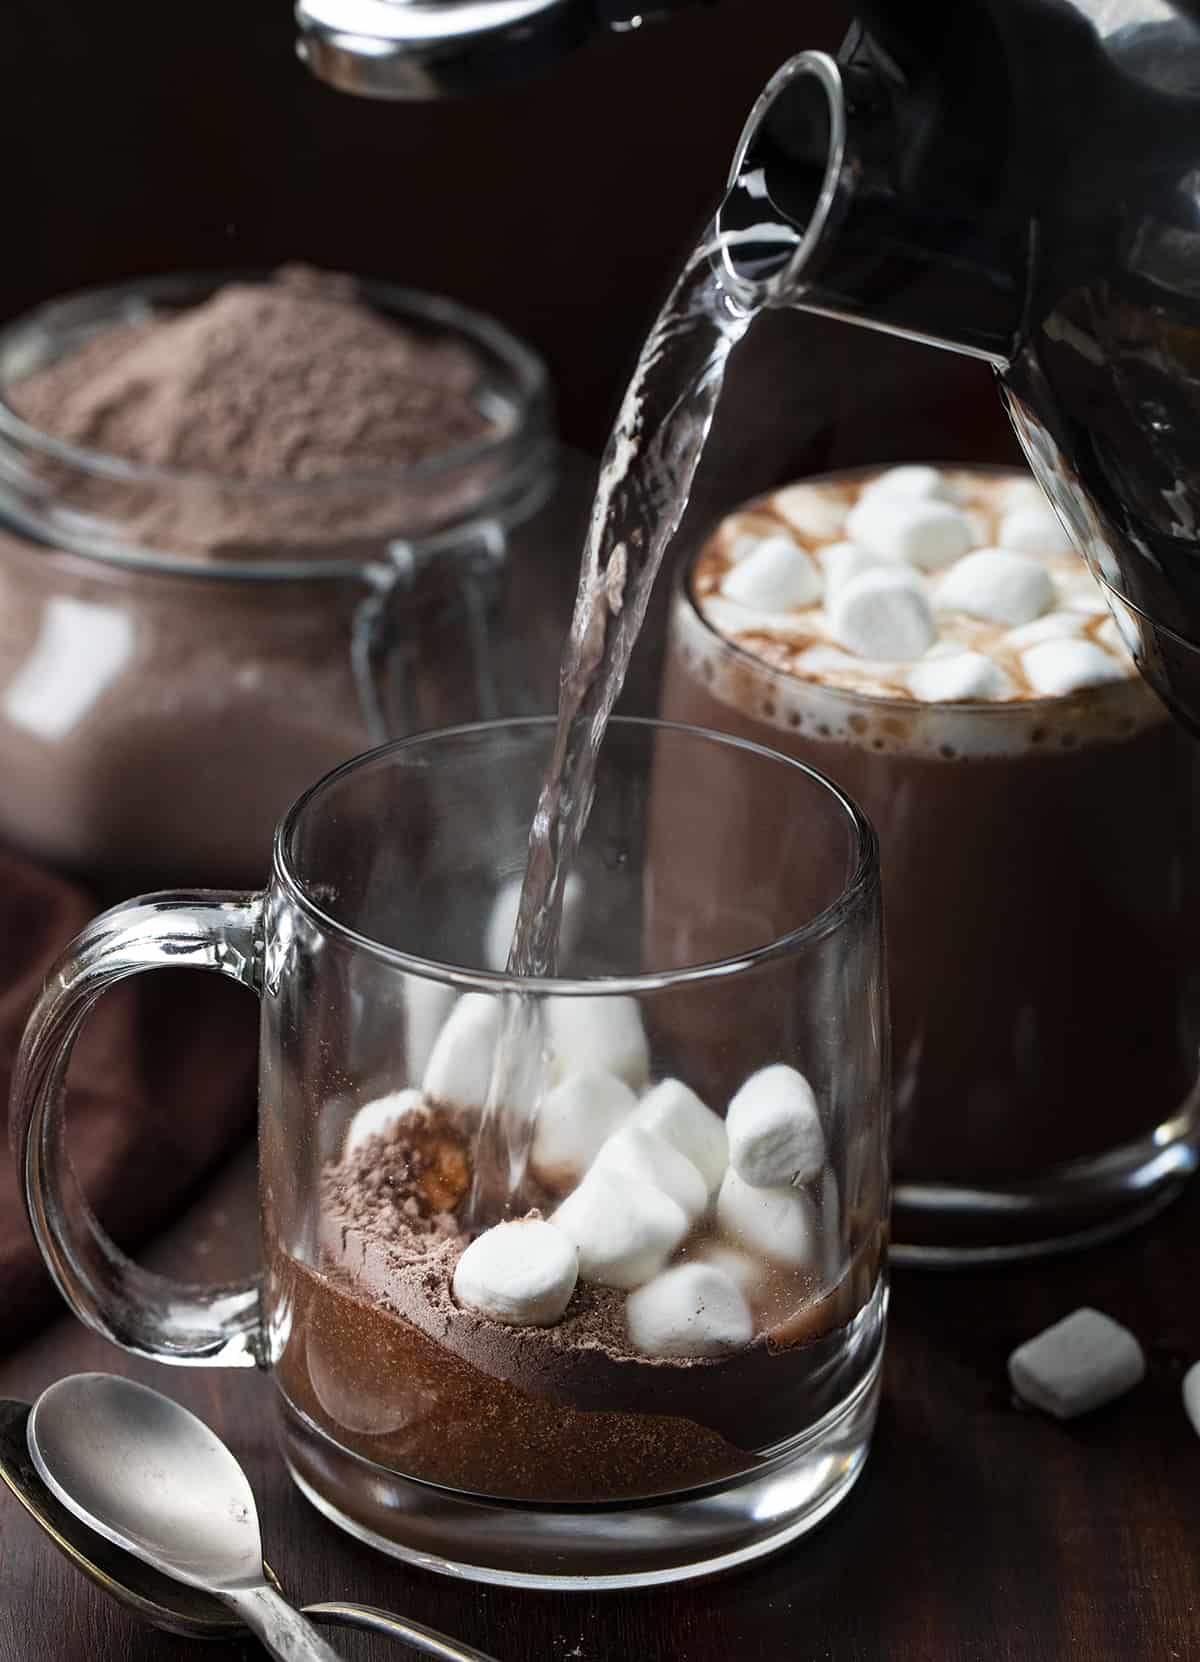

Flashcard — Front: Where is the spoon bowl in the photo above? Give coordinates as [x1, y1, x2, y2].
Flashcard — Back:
[29, 1373, 266, 1591]
[1, 1394, 501, 1661]
[0, 1398, 245, 1638]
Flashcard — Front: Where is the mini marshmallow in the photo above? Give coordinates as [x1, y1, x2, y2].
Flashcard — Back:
[630, 1079, 728, 1194]
[691, 1241, 767, 1300]
[999, 476, 1046, 512]
[819, 540, 882, 594]
[1183, 1362, 1200, 1438]
[1022, 638, 1125, 696]
[720, 535, 822, 611]
[1095, 615, 1126, 656]
[716, 1167, 817, 1268]
[701, 596, 817, 642]
[422, 992, 502, 1112]
[908, 651, 1012, 703]
[593, 1125, 708, 1223]
[546, 995, 650, 1089]
[829, 567, 936, 661]
[1058, 578, 1108, 615]
[1003, 611, 1086, 650]
[343, 1088, 423, 1159]
[772, 483, 849, 542]
[485, 871, 583, 974]
[625, 1263, 753, 1358]
[1008, 1308, 1145, 1419]
[937, 549, 1055, 627]
[530, 1068, 638, 1191]
[999, 502, 1074, 558]
[726, 1064, 825, 1188]
[729, 532, 765, 565]
[405, 978, 457, 1082]
[452, 1218, 578, 1326]
[844, 496, 973, 571]
[551, 1168, 689, 1289]
[859, 464, 959, 504]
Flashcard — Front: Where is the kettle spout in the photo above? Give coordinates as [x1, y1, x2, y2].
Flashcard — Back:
[715, 50, 1029, 368]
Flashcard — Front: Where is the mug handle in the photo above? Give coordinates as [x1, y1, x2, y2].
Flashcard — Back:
[10, 892, 265, 1367]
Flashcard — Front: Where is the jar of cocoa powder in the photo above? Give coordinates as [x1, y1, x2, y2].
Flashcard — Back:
[0, 268, 558, 891]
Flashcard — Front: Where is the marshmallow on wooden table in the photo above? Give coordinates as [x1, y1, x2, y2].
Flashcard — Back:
[726, 1064, 825, 1188]
[829, 567, 936, 660]
[422, 992, 502, 1112]
[343, 1088, 423, 1159]
[530, 1068, 637, 1191]
[844, 496, 973, 571]
[999, 502, 1074, 558]
[720, 535, 823, 611]
[593, 1125, 708, 1223]
[859, 464, 959, 505]
[452, 1218, 578, 1326]
[1183, 1362, 1200, 1438]
[625, 1263, 754, 1358]
[546, 994, 650, 1089]
[1022, 638, 1125, 696]
[630, 1078, 728, 1195]
[551, 1168, 688, 1289]
[716, 1168, 817, 1268]
[820, 540, 882, 595]
[484, 871, 584, 974]
[908, 651, 1012, 703]
[1008, 1307, 1145, 1419]
[937, 549, 1055, 627]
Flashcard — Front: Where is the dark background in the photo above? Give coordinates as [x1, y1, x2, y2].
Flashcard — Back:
[2, 0, 1016, 488]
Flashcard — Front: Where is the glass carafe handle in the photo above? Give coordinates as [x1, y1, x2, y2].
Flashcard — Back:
[10, 892, 265, 1367]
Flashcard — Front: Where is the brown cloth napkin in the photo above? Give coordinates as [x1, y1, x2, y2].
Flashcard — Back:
[1, 848, 258, 1342]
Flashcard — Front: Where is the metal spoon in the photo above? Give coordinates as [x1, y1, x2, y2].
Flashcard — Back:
[26, 1374, 343, 1660]
[1, 1400, 500, 1659]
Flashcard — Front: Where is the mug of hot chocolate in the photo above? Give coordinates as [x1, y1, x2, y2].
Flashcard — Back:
[12, 717, 888, 1587]
[661, 464, 1200, 1260]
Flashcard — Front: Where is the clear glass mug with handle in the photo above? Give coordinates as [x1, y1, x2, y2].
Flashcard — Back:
[12, 716, 889, 1589]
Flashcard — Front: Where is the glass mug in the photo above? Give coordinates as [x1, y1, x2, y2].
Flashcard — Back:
[13, 717, 889, 1588]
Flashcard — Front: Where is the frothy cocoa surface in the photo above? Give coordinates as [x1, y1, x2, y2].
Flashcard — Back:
[662, 468, 1200, 1215]
[694, 468, 1138, 714]
[272, 1113, 881, 1502]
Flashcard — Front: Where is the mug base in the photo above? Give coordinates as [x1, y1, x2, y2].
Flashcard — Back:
[891, 1105, 1199, 1266]
[278, 1348, 883, 1589]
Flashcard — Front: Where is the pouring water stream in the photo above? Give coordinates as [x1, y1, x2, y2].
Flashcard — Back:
[470, 226, 763, 1220]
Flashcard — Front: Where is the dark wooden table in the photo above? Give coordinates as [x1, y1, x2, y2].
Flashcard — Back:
[2, 1140, 1198, 1662]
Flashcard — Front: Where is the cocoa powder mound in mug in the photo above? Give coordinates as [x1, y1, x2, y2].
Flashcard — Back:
[12, 265, 495, 480]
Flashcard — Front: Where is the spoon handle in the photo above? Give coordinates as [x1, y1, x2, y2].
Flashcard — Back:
[306, 1601, 502, 1661]
[223, 1582, 346, 1661]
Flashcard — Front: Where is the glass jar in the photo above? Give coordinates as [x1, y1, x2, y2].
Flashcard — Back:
[0, 272, 557, 891]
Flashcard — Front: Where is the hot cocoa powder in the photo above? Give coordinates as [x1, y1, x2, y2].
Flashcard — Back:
[12, 265, 493, 481]
[271, 1112, 882, 1504]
